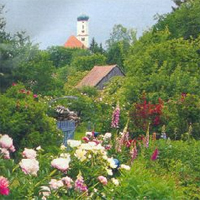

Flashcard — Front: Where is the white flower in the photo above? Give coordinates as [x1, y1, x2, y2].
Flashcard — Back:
[106, 168, 113, 176]
[75, 149, 87, 162]
[49, 179, 64, 190]
[107, 158, 117, 169]
[120, 164, 131, 170]
[36, 146, 42, 151]
[104, 133, 112, 140]
[67, 140, 81, 148]
[0, 134, 13, 149]
[60, 144, 66, 150]
[85, 132, 93, 137]
[22, 148, 37, 159]
[51, 157, 71, 172]
[111, 178, 119, 186]
[19, 159, 39, 176]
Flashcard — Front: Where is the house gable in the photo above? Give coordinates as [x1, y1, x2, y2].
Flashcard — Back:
[76, 65, 124, 89]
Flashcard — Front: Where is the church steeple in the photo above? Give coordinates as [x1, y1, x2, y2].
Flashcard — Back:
[77, 14, 89, 48]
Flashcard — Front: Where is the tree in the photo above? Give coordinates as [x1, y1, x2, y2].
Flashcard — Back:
[89, 37, 104, 54]
[13, 50, 63, 96]
[124, 29, 200, 103]
[154, 0, 200, 39]
[71, 53, 106, 71]
[106, 24, 136, 71]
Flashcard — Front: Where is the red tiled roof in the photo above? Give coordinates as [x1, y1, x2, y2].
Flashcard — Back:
[64, 35, 86, 49]
[76, 65, 118, 88]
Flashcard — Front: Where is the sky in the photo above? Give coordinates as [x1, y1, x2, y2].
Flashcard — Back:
[1, 0, 175, 49]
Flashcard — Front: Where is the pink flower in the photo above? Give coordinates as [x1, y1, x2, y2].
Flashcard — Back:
[75, 174, 88, 194]
[49, 179, 64, 190]
[0, 176, 9, 195]
[19, 159, 39, 176]
[0, 148, 10, 159]
[130, 147, 137, 163]
[0, 135, 13, 149]
[12, 83, 17, 86]
[22, 148, 37, 159]
[62, 176, 73, 189]
[151, 148, 159, 161]
[111, 103, 120, 128]
[33, 94, 38, 98]
[98, 176, 107, 185]
[9, 145, 15, 152]
[51, 157, 70, 172]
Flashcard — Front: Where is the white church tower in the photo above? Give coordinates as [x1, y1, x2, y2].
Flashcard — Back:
[77, 14, 89, 48]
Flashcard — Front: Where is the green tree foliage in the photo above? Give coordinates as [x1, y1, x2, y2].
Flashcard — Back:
[47, 46, 90, 68]
[0, 84, 62, 151]
[89, 37, 104, 54]
[106, 24, 136, 70]
[71, 53, 106, 71]
[13, 50, 63, 96]
[124, 29, 200, 102]
[154, 0, 200, 39]
[163, 94, 200, 139]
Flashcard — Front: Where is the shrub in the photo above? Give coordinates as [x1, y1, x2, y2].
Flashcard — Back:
[0, 84, 62, 151]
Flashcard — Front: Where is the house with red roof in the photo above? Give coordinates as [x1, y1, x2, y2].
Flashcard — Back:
[76, 65, 124, 89]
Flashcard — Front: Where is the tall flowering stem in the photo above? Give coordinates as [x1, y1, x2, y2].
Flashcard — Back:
[111, 102, 120, 128]
[151, 148, 159, 161]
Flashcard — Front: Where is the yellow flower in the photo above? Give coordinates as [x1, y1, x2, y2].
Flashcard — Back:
[75, 149, 87, 162]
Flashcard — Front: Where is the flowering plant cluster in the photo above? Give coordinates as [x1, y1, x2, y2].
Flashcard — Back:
[0, 134, 15, 159]
[0, 133, 131, 199]
[130, 96, 163, 131]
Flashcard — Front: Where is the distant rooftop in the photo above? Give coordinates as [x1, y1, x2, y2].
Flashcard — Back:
[64, 35, 86, 49]
[77, 14, 89, 21]
[76, 65, 122, 88]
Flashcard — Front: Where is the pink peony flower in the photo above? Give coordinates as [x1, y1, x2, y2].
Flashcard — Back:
[33, 94, 38, 98]
[62, 176, 73, 189]
[98, 176, 107, 185]
[9, 145, 15, 152]
[22, 148, 37, 159]
[0, 135, 13, 149]
[151, 148, 159, 161]
[0, 176, 9, 195]
[19, 159, 39, 176]
[49, 179, 64, 190]
[51, 157, 70, 172]
[0, 148, 10, 159]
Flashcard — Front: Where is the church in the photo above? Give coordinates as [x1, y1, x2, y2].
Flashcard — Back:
[64, 14, 89, 49]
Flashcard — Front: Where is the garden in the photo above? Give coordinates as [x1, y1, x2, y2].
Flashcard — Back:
[1, 0, 200, 199]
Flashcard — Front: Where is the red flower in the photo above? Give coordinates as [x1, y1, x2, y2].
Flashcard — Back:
[82, 137, 90, 143]
[12, 83, 17, 86]
[151, 148, 159, 161]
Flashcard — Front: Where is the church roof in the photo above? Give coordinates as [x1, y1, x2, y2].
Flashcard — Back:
[76, 65, 119, 88]
[64, 35, 86, 49]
